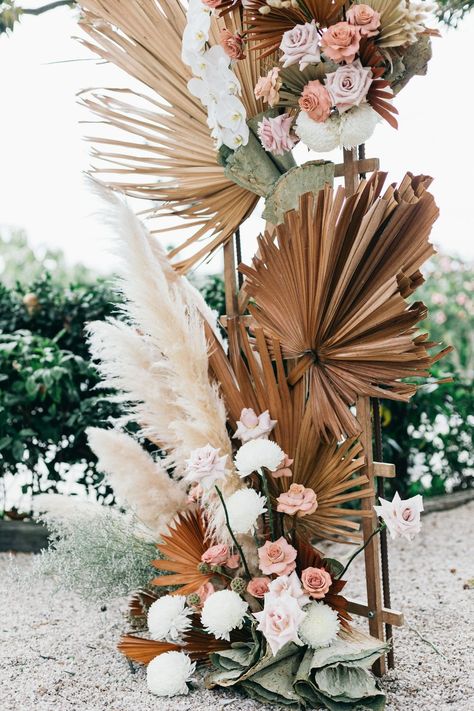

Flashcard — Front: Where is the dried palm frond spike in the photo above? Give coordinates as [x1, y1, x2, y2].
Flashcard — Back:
[359, 39, 399, 129]
[151, 510, 214, 597]
[244, 0, 345, 57]
[240, 172, 451, 442]
[77, 0, 263, 272]
[118, 629, 230, 665]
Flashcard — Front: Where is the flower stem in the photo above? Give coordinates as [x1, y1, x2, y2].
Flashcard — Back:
[258, 468, 276, 541]
[337, 522, 386, 580]
[215, 486, 251, 579]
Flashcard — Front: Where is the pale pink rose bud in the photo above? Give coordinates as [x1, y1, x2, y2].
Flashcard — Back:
[241, 408, 259, 428]
[219, 29, 246, 60]
[258, 113, 296, 156]
[374, 492, 424, 541]
[325, 60, 373, 114]
[254, 67, 281, 107]
[280, 20, 321, 70]
[247, 577, 271, 598]
[258, 537, 297, 576]
[298, 80, 332, 123]
[276, 483, 318, 517]
[270, 454, 294, 478]
[320, 21, 360, 64]
[233, 408, 277, 443]
[346, 4, 381, 38]
[301, 566, 332, 599]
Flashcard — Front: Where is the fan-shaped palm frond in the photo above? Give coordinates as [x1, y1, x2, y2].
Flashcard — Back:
[239, 172, 451, 443]
[77, 0, 265, 272]
[118, 629, 230, 664]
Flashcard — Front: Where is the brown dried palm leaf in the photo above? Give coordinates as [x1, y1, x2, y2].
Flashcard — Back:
[239, 172, 451, 442]
[118, 629, 230, 665]
[77, 0, 262, 272]
[152, 509, 214, 596]
[359, 39, 398, 128]
[206, 322, 373, 543]
[244, 0, 344, 57]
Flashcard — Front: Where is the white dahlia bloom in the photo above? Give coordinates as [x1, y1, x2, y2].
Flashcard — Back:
[234, 438, 285, 477]
[225, 488, 267, 534]
[147, 595, 192, 643]
[298, 602, 340, 649]
[201, 589, 248, 640]
[146, 651, 196, 697]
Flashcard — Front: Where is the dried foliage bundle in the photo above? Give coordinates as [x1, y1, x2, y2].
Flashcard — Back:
[239, 172, 451, 443]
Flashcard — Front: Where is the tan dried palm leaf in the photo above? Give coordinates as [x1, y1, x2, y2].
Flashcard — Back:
[77, 0, 262, 272]
[244, 0, 345, 57]
[239, 172, 451, 442]
[151, 510, 214, 596]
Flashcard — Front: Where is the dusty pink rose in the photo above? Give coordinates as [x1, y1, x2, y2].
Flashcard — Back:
[254, 67, 281, 107]
[279, 20, 321, 70]
[346, 4, 381, 38]
[226, 554, 240, 569]
[219, 29, 246, 60]
[258, 537, 297, 576]
[234, 408, 277, 443]
[247, 577, 271, 598]
[325, 60, 373, 113]
[270, 454, 294, 479]
[301, 566, 332, 599]
[276, 483, 318, 517]
[197, 582, 215, 604]
[254, 592, 307, 655]
[320, 22, 360, 64]
[268, 572, 310, 607]
[258, 113, 296, 156]
[184, 444, 228, 490]
[201, 544, 231, 566]
[374, 492, 423, 541]
[298, 80, 332, 123]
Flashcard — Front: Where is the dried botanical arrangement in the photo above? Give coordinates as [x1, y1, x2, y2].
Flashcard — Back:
[34, 0, 451, 708]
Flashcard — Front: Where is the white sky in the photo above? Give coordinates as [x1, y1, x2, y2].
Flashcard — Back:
[0, 4, 473, 277]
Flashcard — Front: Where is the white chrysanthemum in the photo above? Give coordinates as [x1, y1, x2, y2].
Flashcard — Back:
[146, 651, 196, 697]
[295, 110, 340, 152]
[225, 488, 267, 534]
[339, 104, 379, 149]
[147, 595, 192, 643]
[201, 589, 248, 640]
[298, 602, 340, 649]
[234, 439, 285, 477]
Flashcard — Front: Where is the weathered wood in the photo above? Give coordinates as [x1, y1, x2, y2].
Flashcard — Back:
[346, 599, 404, 628]
[223, 238, 238, 318]
[334, 157, 379, 178]
[374, 462, 396, 479]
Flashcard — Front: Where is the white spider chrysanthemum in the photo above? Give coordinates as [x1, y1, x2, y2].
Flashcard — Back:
[147, 595, 192, 643]
[298, 602, 340, 649]
[225, 488, 267, 534]
[146, 651, 196, 697]
[234, 439, 285, 477]
[201, 589, 248, 640]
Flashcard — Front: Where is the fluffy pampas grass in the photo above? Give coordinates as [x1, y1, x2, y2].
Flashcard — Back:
[87, 427, 187, 538]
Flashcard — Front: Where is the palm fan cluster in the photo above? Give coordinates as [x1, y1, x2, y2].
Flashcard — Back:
[239, 172, 451, 443]
[77, 0, 267, 272]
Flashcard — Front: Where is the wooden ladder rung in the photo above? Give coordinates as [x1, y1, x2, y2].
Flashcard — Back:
[346, 599, 404, 627]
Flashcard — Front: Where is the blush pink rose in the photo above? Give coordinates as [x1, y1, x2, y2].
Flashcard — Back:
[233, 407, 277, 443]
[219, 29, 246, 60]
[298, 80, 332, 123]
[276, 483, 318, 517]
[226, 554, 240, 569]
[184, 444, 228, 490]
[270, 453, 294, 479]
[320, 22, 360, 64]
[247, 577, 271, 598]
[254, 592, 307, 655]
[325, 60, 373, 113]
[374, 492, 424, 541]
[258, 113, 296, 156]
[197, 582, 215, 604]
[268, 572, 310, 607]
[254, 67, 281, 107]
[301, 567, 332, 599]
[201, 544, 230, 566]
[346, 4, 381, 38]
[258, 537, 297, 576]
[279, 20, 321, 70]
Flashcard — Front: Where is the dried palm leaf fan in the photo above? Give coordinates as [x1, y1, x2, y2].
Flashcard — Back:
[77, 0, 266, 272]
[205, 321, 373, 543]
[239, 172, 451, 443]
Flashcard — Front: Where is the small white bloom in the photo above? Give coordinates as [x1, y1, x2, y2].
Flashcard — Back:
[298, 602, 340, 649]
[147, 595, 192, 643]
[201, 589, 248, 640]
[225, 488, 267, 534]
[339, 103, 379, 149]
[234, 438, 285, 477]
[295, 110, 339, 152]
[268, 572, 310, 608]
[146, 651, 196, 697]
[374, 492, 423, 541]
[215, 95, 247, 131]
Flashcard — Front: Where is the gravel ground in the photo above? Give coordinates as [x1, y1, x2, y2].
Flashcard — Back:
[1, 502, 473, 711]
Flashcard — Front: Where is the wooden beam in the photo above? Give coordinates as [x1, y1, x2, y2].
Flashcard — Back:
[374, 462, 396, 478]
[223, 237, 238, 318]
[346, 599, 404, 628]
[334, 157, 379, 178]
